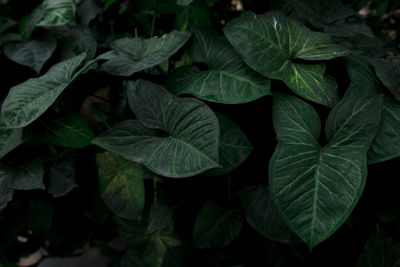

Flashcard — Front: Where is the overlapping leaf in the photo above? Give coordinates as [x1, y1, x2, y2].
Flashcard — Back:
[96, 152, 145, 220]
[37, 0, 76, 27]
[0, 118, 23, 158]
[92, 80, 220, 178]
[223, 11, 349, 107]
[166, 28, 271, 104]
[269, 93, 382, 249]
[372, 56, 400, 102]
[345, 56, 400, 164]
[100, 30, 191, 76]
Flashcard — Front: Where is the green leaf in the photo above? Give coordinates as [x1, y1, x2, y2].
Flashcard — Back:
[96, 152, 145, 220]
[92, 80, 220, 178]
[3, 36, 57, 74]
[193, 200, 242, 249]
[9, 159, 44, 190]
[59, 27, 97, 61]
[34, 114, 95, 148]
[47, 158, 77, 197]
[166, 28, 271, 104]
[177, 0, 194, 6]
[357, 230, 400, 267]
[0, 17, 16, 33]
[240, 186, 300, 243]
[345, 56, 400, 164]
[372, 57, 400, 102]
[146, 203, 175, 234]
[1, 53, 87, 128]
[77, 0, 102, 26]
[205, 114, 252, 176]
[293, 0, 373, 37]
[104, 0, 119, 10]
[223, 11, 349, 107]
[19, 4, 46, 38]
[0, 164, 13, 211]
[100, 30, 191, 76]
[0, 118, 23, 158]
[37, 0, 76, 27]
[269, 93, 382, 249]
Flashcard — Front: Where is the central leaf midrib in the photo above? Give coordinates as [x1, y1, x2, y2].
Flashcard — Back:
[172, 136, 218, 165]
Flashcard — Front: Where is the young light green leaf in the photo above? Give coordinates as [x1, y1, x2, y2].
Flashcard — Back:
[1, 53, 87, 128]
[100, 30, 191, 76]
[372, 57, 400, 102]
[240, 186, 301, 243]
[205, 114, 252, 176]
[224, 11, 349, 107]
[269, 93, 382, 249]
[193, 200, 243, 249]
[9, 159, 44, 190]
[165, 28, 271, 104]
[3, 36, 57, 74]
[34, 114, 95, 148]
[93, 80, 221, 178]
[96, 152, 145, 221]
[294, 0, 373, 37]
[37, 0, 76, 27]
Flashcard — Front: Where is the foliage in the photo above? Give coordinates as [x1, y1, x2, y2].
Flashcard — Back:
[0, 0, 400, 266]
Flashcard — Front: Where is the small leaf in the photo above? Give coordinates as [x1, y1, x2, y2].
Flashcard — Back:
[47, 158, 77, 197]
[0, 17, 17, 33]
[240, 186, 300, 243]
[34, 114, 95, 148]
[100, 30, 191, 76]
[9, 159, 44, 190]
[269, 93, 382, 249]
[146, 203, 175, 234]
[93, 80, 220, 178]
[0, 119, 23, 158]
[372, 57, 400, 102]
[1, 53, 88, 128]
[96, 152, 145, 220]
[193, 200, 242, 249]
[3, 36, 57, 74]
[78, 0, 102, 26]
[37, 0, 76, 27]
[0, 164, 13, 211]
[19, 4, 46, 38]
[166, 27, 271, 104]
[224, 11, 349, 107]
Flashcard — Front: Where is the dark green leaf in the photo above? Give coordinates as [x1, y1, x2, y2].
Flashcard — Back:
[166, 28, 271, 104]
[269, 93, 382, 249]
[78, 0, 102, 26]
[93, 80, 220, 178]
[0, 17, 16, 33]
[146, 203, 175, 234]
[372, 57, 400, 102]
[104, 0, 119, 10]
[19, 4, 46, 38]
[224, 11, 349, 107]
[0, 164, 13, 211]
[240, 186, 300, 243]
[205, 114, 252, 176]
[100, 30, 191, 76]
[37, 0, 76, 27]
[59, 27, 97, 61]
[193, 200, 243, 249]
[3, 36, 56, 74]
[177, 0, 193, 6]
[47, 158, 77, 197]
[9, 159, 44, 190]
[0, 118, 23, 158]
[96, 152, 145, 220]
[34, 114, 95, 148]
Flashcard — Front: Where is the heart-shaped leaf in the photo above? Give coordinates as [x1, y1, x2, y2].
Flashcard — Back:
[96, 152, 145, 220]
[92, 80, 220, 178]
[37, 0, 76, 27]
[223, 11, 349, 107]
[269, 92, 382, 249]
[100, 30, 191, 76]
[166, 27, 271, 104]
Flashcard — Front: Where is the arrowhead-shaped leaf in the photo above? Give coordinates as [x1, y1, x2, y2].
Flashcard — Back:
[100, 30, 191, 76]
[3, 36, 57, 74]
[33, 114, 95, 148]
[345, 56, 400, 164]
[37, 0, 76, 27]
[96, 152, 145, 220]
[240, 186, 300, 243]
[269, 92, 382, 249]
[372, 57, 400, 102]
[1, 53, 87, 128]
[223, 11, 349, 107]
[193, 200, 243, 249]
[165, 28, 271, 104]
[92, 80, 220, 178]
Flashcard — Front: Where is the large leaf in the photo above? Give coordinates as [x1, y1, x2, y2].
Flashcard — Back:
[240, 186, 300, 243]
[166, 28, 271, 104]
[345, 56, 400, 164]
[193, 200, 243, 249]
[96, 152, 145, 220]
[100, 30, 191, 76]
[3, 36, 57, 74]
[205, 114, 252, 176]
[37, 0, 76, 27]
[34, 114, 95, 148]
[293, 0, 373, 37]
[269, 93, 382, 249]
[372, 57, 400, 102]
[223, 11, 349, 107]
[92, 80, 220, 178]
